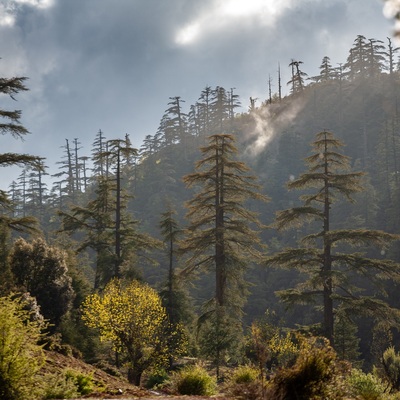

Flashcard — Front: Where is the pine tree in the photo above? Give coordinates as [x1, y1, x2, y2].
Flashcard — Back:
[345, 35, 369, 79]
[385, 37, 400, 75]
[91, 129, 108, 177]
[266, 131, 400, 346]
[288, 60, 307, 93]
[309, 56, 336, 83]
[159, 207, 182, 323]
[0, 71, 41, 289]
[60, 136, 159, 288]
[182, 134, 268, 373]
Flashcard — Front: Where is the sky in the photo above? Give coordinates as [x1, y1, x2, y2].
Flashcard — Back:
[0, 0, 396, 187]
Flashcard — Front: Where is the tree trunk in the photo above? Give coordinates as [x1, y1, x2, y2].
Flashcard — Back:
[128, 367, 142, 386]
[323, 134, 334, 346]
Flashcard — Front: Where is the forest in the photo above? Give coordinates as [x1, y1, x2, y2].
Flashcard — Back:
[2, 34, 400, 399]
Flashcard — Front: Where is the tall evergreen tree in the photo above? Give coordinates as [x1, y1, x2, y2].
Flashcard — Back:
[385, 37, 400, 75]
[91, 129, 108, 178]
[181, 134, 268, 373]
[0, 72, 42, 289]
[60, 135, 159, 287]
[266, 131, 400, 346]
[288, 60, 307, 93]
[159, 207, 182, 324]
[310, 56, 336, 83]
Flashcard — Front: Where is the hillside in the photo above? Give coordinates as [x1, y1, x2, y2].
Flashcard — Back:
[41, 350, 230, 399]
[41, 350, 147, 398]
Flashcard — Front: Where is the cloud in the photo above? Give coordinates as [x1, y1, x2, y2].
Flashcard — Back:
[0, 0, 393, 188]
[175, 0, 294, 46]
[0, 0, 53, 26]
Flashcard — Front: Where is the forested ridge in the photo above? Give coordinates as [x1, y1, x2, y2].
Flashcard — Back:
[3, 34, 400, 399]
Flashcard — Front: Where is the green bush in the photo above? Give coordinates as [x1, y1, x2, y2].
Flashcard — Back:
[225, 365, 264, 400]
[42, 370, 94, 399]
[230, 365, 259, 384]
[382, 347, 400, 391]
[145, 369, 169, 389]
[347, 369, 386, 400]
[65, 369, 94, 395]
[0, 294, 47, 400]
[42, 373, 80, 399]
[269, 336, 342, 400]
[172, 364, 216, 396]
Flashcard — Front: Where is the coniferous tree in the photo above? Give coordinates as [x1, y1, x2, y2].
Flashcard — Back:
[288, 60, 307, 93]
[61, 135, 159, 287]
[159, 206, 193, 368]
[182, 133, 268, 374]
[91, 129, 108, 178]
[0, 72, 41, 289]
[345, 35, 369, 79]
[59, 176, 116, 288]
[107, 135, 138, 278]
[266, 131, 400, 346]
[210, 86, 231, 133]
[310, 56, 336, 83]
[52, 139, 75, 199]
[385, 37, 400, 75]
[159, 206, 193, 325]
[366, 38, 386, 77]
[196, 86, 213, 143]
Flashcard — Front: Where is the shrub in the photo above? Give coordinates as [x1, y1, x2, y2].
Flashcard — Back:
[381, 346, 400, 391]
[42, 370, 95, 399]
[225, 365, 264, 400]
[41, 373, 80, 399]
[65, 370, 94, 395]
[145, 369, 169, 389]
[347, 369, 386, 400]
[0, 294, 47, 400]
[269, 336, 343, 400]
[172, 364, 216, 396]
[230, 365, 259, 384]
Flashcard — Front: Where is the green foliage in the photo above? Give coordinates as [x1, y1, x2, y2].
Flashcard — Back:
[230, 364, 259, 384]
[0, 294, 47, 400]
[267, 130, 400, 346]
[171, 364, 216, 396]
[41, 373, 80, 399]
[144, 368, 169, 389]
[225, 365, 263, 400]
[41, 369, 95, 399]
[334, 310, 361, 364]
[10, 237, 75, 329]
[247, 313, 299, 378]
[381, 346, 400, 391]
[182, 134, 268, 372]
[82, 278, 183, 385]
[65, 369, 94, 395]
[197, 305, 243, 375]
[347, 368, 386, 400]
[269, 336, 346, 400]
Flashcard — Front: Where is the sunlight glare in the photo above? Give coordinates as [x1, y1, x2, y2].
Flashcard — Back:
[220, 0, 293, 19]
[222, 0, 270, 17]
[175, 0, 292, 46]
[176, 22, 200, 45]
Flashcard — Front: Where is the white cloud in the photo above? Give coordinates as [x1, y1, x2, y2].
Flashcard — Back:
[0, 0, 53, 27]
[13, 0, 53, 9]
[174, 0, 293, 46]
